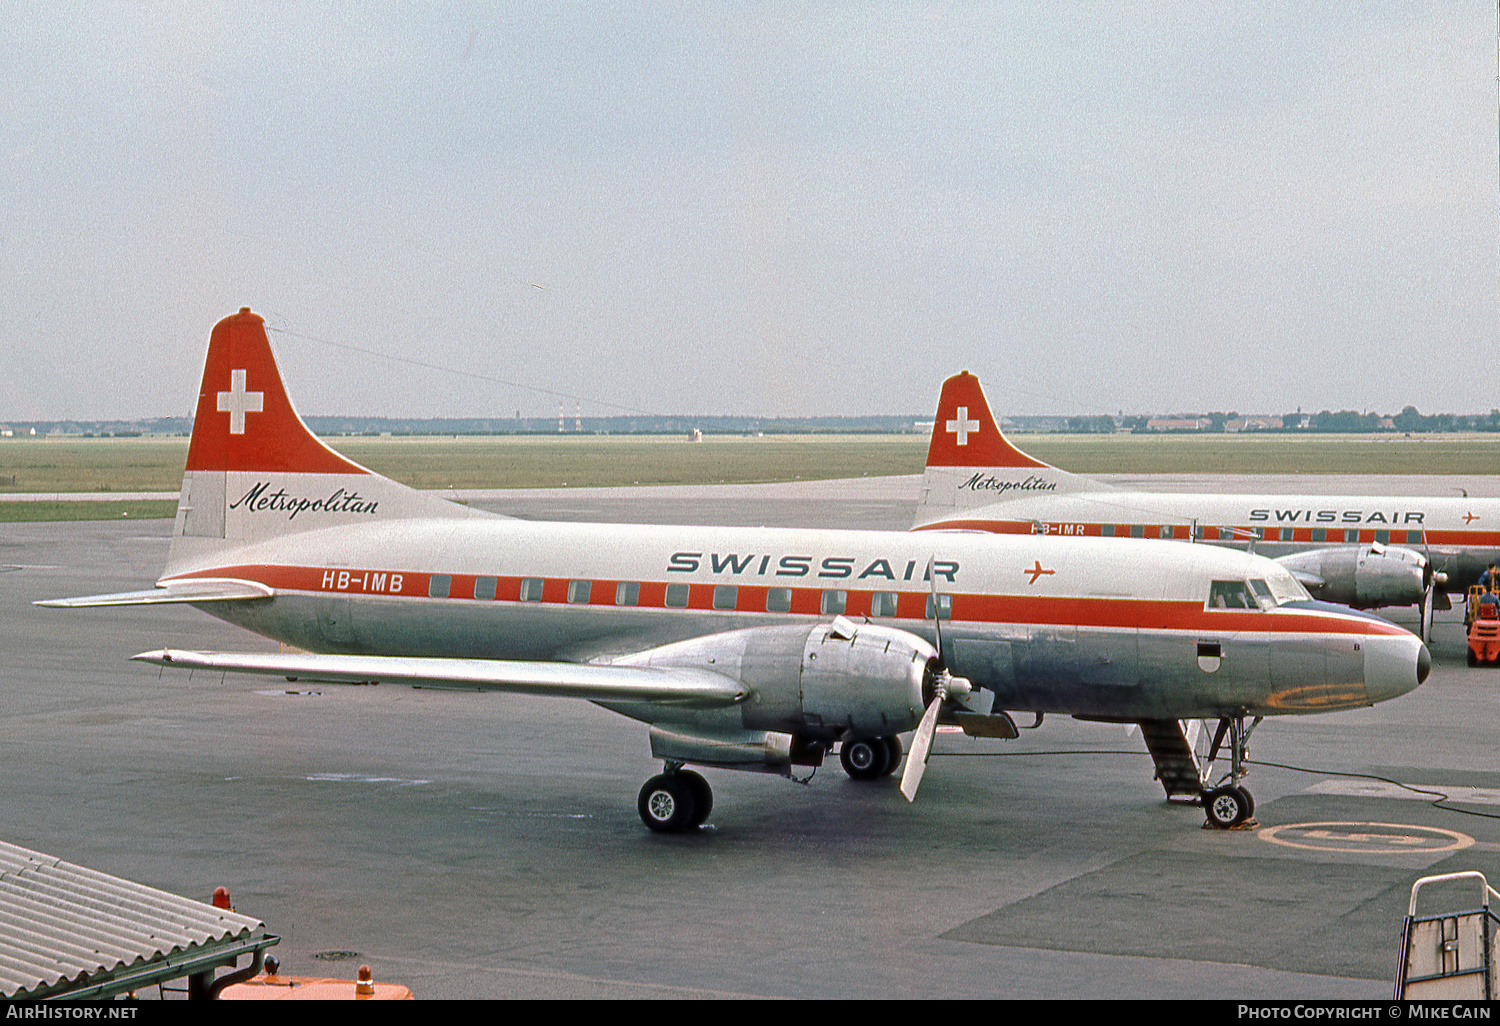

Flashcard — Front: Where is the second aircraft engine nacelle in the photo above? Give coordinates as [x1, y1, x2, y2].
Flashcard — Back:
[616, 618, 934, 740]
[1276, 543, 1427, 609]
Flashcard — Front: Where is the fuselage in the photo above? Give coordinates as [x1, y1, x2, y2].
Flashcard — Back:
[915, 488, 1500, 588]
[165, 517, 1428, 722]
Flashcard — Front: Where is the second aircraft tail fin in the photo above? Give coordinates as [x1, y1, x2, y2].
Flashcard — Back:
[915, 372, 1102, 524]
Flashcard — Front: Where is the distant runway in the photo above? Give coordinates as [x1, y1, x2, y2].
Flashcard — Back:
[2, 475, 1496, 998]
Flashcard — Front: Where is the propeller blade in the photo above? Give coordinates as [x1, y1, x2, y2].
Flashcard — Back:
[1421, 583, 1435, 644]
[926, 555, 944, 662]
[899, 696, 943, 802]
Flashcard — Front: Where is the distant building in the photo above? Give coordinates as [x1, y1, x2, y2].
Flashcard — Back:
[1147, 417, 1212, 431]
[1224, 416, 1283, 432]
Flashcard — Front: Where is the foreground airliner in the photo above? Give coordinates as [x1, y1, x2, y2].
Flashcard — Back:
[914, 373, 1492, 640]
[41, 311, 1429, 831]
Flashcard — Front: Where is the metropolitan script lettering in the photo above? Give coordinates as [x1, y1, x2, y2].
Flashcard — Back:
[228, 481, 380, 520]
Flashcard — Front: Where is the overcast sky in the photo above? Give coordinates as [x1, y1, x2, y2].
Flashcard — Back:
[2, 3, 1495, 421]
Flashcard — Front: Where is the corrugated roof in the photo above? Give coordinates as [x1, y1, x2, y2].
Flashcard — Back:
[0, 840, 267, 1000]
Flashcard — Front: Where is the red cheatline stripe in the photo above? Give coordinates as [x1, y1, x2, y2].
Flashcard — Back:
[915, 519, 1500, 548]
[162, 563, 1409, 637]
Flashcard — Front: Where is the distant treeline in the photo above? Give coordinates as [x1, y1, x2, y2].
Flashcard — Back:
[7, 405, 1500, 437]
[1113, 407, 1500, 434]
[0, 414, 928, 437]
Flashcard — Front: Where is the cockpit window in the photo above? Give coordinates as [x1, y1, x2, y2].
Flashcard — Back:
[1248, 579, 1275, 607]
[1263, 569, 1311, 605]
[1207, 580, 1257, 609]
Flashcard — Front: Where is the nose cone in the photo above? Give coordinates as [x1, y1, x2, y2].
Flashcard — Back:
[1364, 633, 1429, 704]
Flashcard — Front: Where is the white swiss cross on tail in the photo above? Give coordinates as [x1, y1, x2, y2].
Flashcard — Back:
[946, 406, 980, 446]
[217, 369, 264, 435]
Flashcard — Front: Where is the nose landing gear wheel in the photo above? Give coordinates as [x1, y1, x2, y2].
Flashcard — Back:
[638, 773, 697, 833]
[840, 738, 890, 780]
[1203, 785, 1254, 829]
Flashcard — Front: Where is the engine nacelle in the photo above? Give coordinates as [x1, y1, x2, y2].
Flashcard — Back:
[616, 618, 934, 740]
[1276, 543, 1427, 609]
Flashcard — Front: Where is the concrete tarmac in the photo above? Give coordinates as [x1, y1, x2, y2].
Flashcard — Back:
[2, 476, 1498, 999]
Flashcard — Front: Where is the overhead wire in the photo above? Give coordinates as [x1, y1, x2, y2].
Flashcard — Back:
[265, 324, 665, 417]
[929, 746, 1500, 822]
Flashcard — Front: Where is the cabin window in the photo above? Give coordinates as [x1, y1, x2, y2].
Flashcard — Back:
[428, 575, 451, 599]
[766, 588, 792, 613]
[1130, 524, 1145, 538]
[615, 581, 639, 606]
[1248, 579, 1275, 608]
[1100, 524, 1116, 537]
[567, 580, 592, 604]
[1207, 580, 1256, 610]
[519, 577, 544, 601]
[871, 592, 900, 617]
[1345, 529, 1359, 543]
[713, 585, 738, 610]
[925, 593, 952, 620]
[1311, 528, 1326, 542]
[474, 576, 497, 600]
[665, 583, 690, 608]
[1219, 527, 1238, 541]
[821, 590, 847, 615]
[1158, 525, 1173, 539]
[1375, 530, 1389, 544]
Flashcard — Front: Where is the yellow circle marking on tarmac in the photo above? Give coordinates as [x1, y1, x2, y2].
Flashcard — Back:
[1259, 821, 1474, 855]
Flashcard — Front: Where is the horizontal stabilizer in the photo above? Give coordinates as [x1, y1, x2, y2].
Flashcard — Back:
[35, 578, 274, 608]
[131, 649, 749, 707]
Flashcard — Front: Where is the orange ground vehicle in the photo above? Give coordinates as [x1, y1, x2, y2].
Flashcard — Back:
[1467, 586, 1500, 666]
[1465, 585, 1485, 628]
[219, 960, 413, 1001]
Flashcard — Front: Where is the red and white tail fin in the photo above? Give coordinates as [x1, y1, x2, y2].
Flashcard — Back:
[914, 372, 1102, 524]
[167, 309, 484, 576]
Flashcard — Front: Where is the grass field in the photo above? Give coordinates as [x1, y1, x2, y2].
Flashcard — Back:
[0, 500, 179, 523]
[1, 432, 1498, 522]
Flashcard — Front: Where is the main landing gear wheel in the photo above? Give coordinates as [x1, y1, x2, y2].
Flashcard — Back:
[1203, 785, 1254, 829]
[840, 738, 890, 780]
[638, 772, 711, 833]
[881, 735, 903, 777]
[680, 769, 712, 827]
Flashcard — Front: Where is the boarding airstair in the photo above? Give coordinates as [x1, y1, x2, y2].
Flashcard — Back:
[1137, 719, 1204, 799]
[1395, 872, 1500, 999]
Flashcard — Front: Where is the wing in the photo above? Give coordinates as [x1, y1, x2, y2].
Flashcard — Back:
[131, 649, 748, 708]
[35, 578, 274, 608]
